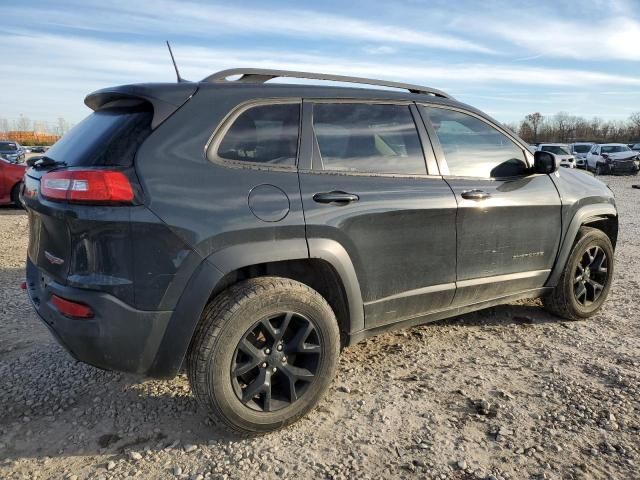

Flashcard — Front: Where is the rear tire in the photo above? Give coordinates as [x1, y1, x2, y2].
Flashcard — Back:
[10, 182, 23, 208]
[543, 227, 614, 320]
[187, 277, 340, 435]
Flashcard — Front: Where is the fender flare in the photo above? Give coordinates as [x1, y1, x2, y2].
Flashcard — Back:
[545, 204, 617, 287]
[307, 238, 365, 335]
[148, 238, 364, 378]
[210, 237, 365, 334]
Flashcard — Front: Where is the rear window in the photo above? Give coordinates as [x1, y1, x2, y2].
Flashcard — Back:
[601, 145, 630, 154]
[572, 144, 591, 153]
[541, 145, 569, 155]
[0, 142, 18, 151]
[45, 106, 153, 167]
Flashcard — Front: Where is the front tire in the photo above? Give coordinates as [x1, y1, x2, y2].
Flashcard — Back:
[187, 277, 340, 435]
[543, 227, 614, 320]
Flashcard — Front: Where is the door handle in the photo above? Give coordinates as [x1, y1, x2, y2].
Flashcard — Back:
[461, 189, 491, 201]
[312, 191, 360, 205]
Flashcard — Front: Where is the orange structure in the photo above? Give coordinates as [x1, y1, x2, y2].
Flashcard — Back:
[1, 131, 60, 145]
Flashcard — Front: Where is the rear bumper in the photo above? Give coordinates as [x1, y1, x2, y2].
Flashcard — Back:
[26, 258, 172, 375]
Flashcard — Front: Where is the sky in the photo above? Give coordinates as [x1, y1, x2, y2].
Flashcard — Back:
[1, 0, 640, 127]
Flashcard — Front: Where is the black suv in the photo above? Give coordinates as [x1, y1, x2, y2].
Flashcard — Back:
[23, 69, 618, 434]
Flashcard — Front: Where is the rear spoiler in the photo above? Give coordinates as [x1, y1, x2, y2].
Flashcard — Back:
[84, 83, 198, 129]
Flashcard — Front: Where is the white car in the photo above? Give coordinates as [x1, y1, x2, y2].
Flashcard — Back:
[569, 142, 594, 169]
[537, 144, 575, 168]
[586, 143, 640, 175]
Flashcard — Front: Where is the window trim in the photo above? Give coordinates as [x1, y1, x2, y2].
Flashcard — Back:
[205, 98, 302, 171]
[417, 103, 534, 180]
[305, 99, 437, 178]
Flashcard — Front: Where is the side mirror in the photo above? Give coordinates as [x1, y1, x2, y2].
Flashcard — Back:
[533, 151, 558, 174]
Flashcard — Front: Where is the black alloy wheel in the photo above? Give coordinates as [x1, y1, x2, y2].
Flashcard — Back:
[231, 312, 322, 412]
[543, 226, 614, 320]
[573, 245, 608, 307]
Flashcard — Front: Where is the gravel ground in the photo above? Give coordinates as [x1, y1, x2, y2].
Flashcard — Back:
[1, 174, 639, 480]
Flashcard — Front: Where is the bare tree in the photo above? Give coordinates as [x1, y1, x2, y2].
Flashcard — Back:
[55, 117, 70, 136]
[0, 118, 9, 134]
[552, 112, 573, 143]
[515, 112, 638, 144]
[630, 112, 640, 138]
[14, 114, 32, 132]
[33, 120, 48, 133]
[524, 112, 543, 143]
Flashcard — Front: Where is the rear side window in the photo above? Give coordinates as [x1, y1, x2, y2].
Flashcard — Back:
[45, 106, 152, 167]
[572, 144, 591, 153]
[312, 103, 426, 175]
[216, 103, 300, 166]
[422, 106, 527, 178]
[541, 145, 569, 155]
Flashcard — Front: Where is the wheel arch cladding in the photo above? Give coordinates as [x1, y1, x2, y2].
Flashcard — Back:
[148, 238, 364, 378]
[546, 204, 617, 288]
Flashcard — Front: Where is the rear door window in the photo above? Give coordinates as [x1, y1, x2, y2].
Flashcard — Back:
[45, 106, 153, 167]
[312, 103, 426, 175]
[215, 103, 300, 166]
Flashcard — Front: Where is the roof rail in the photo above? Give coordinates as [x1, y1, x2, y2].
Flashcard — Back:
[202, 68, 454, 99]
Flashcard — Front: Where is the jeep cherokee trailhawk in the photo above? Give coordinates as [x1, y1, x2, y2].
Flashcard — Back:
[23, 69, 618, 434]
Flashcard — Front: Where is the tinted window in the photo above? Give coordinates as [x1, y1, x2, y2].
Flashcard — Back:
[312, 104, 426, 174]
[541, 145, 569, 155]
[601, 145, 631, 154]
[46, 106, 152, 167]
[572, 144, 591, 153]
[0, 142, 18, 151]
[422, 107, 527, 178]
[217, 103, 300, 166]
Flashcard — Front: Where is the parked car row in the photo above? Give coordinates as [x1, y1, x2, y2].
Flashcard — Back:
[528, 141, 639, 175]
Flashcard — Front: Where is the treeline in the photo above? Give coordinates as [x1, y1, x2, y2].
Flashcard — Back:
[505, 112, 640, 145]
[0, 115, 71, 137]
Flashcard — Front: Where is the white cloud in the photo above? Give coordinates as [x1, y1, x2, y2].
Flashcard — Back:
[2, 30, 640, 123]
[363, 45, 397, 55]
[1, 0, 497, 55]
[480, 16, 640, 61]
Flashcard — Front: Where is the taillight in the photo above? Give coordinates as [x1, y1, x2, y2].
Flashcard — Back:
[41, 169, 134, 204]
[50, 295, 94, 319]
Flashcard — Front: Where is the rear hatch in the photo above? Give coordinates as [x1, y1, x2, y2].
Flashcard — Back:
[24, 83, 197, 288]
[25, 105, 154, 283]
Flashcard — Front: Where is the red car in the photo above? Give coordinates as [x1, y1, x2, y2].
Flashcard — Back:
[0, 157, 26, 206]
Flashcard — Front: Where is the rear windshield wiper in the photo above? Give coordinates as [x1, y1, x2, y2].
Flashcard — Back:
[29, 156, 67, 169]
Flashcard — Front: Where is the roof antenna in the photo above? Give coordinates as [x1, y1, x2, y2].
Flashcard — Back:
[166, 41, 186, 83]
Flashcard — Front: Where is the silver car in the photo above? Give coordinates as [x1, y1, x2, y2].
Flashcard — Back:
[569, 142, 594, 169]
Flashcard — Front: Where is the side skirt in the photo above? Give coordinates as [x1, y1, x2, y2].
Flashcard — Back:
[346, 287, 552, 346]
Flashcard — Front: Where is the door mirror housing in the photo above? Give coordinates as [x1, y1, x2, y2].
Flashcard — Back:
[533, 151, 558, 174]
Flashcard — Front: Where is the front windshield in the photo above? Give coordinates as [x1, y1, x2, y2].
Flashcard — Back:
[602, 145, 631, 154]
[572, 144, 591, 153]
[0, 142, 18, 151]
[541, 145, 569, 155]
